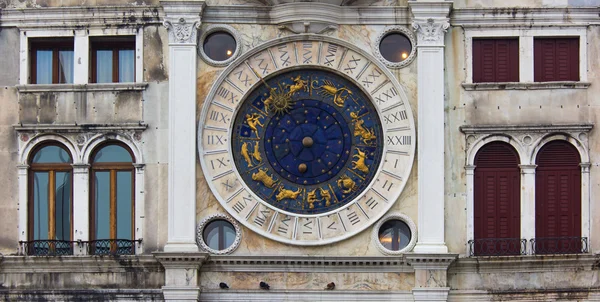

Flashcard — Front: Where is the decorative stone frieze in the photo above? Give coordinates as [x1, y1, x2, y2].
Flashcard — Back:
[277, 21, 338, 35]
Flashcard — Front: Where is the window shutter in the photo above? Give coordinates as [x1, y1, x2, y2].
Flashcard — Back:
[534, 37, 579, 82]
[473, 38, 518, 83]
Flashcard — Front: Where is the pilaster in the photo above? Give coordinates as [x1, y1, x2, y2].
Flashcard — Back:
[17, 165, 29, 245]
[406, 253, 457, 302]
[161, 0, 205, 253]
[154, 252, 209, 301]
[519, 164, 537, 249]
[409, 1, 453, 254]
[72, 164, 90, 255]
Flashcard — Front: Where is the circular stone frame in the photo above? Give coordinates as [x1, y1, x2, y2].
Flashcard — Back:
[372, 212, 417, 255]
[196, 213, 242, 255]
[373, 26, 417, 69]
[198, 24, 242, 67]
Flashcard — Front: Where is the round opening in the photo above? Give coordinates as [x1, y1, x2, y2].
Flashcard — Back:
[379, 33, 412, 63]
[378, 219, 411, 251]
[203, 32, 236, 62]
[203, 219, 236, 251]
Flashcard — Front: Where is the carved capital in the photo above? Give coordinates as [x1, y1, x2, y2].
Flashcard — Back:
[412, 18, 449, 46]
[161, 0, 205, 44]
[164, 18, 201, 44]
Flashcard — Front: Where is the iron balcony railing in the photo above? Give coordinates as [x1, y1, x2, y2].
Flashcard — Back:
[19, 239, 142, 256]
[468, 238, 527, 256]
[530, 237, 588, 255]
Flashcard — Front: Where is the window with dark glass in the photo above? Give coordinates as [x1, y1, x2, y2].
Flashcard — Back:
[203, 32, 236, 62]
[472, 38, 519, 83]
[378, 220, 411, 251]
[28, 144, 73, 255]
[379, 33, 412, 63]
[534, 37, 579, 82]
[90, 143, 135, 255]
[90, 37, 135, 83]
[203, 219, 236, 251]
[29, 38, 74, 84]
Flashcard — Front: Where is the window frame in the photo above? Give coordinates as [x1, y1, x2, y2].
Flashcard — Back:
[472, 37, 519, 83]
[29, 38, 74, 84]
[89, 142, 136, 254]
[533, 36, 580, 82]
[90, 37, 136, 83]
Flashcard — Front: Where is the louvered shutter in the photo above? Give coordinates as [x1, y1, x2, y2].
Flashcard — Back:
[473, 38, 519, 83]
[534, 38, 579, 82]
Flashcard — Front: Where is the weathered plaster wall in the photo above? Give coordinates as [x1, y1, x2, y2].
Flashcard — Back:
[195, 23, 420, 256]
[0, 0, 159, 8]
[453, 0, 600, 8]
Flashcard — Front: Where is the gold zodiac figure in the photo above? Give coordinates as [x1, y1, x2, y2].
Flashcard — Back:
[276, 186, 303, 202]
[241, 142, 262, 167]
[246, 113, 264, 139]
[252, 168, 277, 188]
[262, 87, 277, 114]
[287, 75, 308, 96]
[337, 175, 357, 194]
[241, 142, 253, 167]
[319, 187, 333, 207]
[350, 112, 376, 145]
[252, 142, 262, 163]
[306, 188, 318, 209]
[352, 148, 369, 174]
[312, 80, 353, 107]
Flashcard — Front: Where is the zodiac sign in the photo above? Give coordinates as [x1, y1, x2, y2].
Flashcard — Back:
[263, 87, 277, 114]
[306, 188, 318, 209]
[337, 175, 357, 194]
[252, 142, 262, 163]
[252, 168, 277, 188]
[241, 142, 262, 167]
[352, 148, 369, 174]
[276, 186, 303, 202]
[319, 187, 333, 207]
[312, 80, 353, 107]
[287, 75, 308, 96]
[246, 113, 264, 139]
[350, 112, 376, 145]
[251, 68, 293, 115]
[241, 142, 253, 167]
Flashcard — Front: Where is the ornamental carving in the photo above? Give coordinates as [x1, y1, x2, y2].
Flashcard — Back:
[412, 18, 449, 46]
[164, 17, 200, 44]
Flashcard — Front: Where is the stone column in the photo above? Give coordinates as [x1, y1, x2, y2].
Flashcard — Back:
[133, 163, 145, 254]
[72, 164, 90, 255]
[519, 164, 536, 252]
[409, 1, 453, 254]
[161, 0, 205, 253]
[464, 165, 475, 254]
[17, 164, 28, 252]
[406, 254, 457, 302]
[580, 162, 591, 242]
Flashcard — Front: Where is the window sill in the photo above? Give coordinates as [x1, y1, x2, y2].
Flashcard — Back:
[16, 82, 148, 93]
[462, 81, 590, 91]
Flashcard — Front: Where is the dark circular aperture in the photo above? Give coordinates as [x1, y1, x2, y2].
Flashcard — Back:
[379, 33, 412, 63]
[378, 220, 411, 251]
[203, 219, 236, 251]
[203, 32, 236, 62]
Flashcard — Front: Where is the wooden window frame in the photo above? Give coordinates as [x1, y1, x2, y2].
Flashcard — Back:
[89, 142, 136, 254]
[29, 38, 74, 84]
[90, 37, 135, 83]
[534, 37, 580, 82]
[27, 143, 74, 242]
[472, 38, 519, 83]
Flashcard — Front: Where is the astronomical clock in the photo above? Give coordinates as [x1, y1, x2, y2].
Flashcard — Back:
[199, 36, 415, 245]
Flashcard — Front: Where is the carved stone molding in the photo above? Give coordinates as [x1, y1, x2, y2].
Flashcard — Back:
[164, 18, 200, 44]
[161, 0, 206, 44]
[371, 212, 418, 255]
[277, 21, 338, 35]
[373, 26, 417, 69]
[412, 18, 449, 46]
[196, 213, 241, 255]
[198, 24, 242, 67]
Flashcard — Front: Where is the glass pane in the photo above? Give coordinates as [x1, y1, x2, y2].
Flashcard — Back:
[223, 225, 236, 248]
[116, 171, 132, 240]
[36, 50, 53, 84]
[379, 33, 412, 63]
[118, 50, 135, 82]
[93, 145, 133, 163]
[378, 220, 411, 251]
[33, 172, 49, 240]
[94, 172, 110, 240]
[58, 50, 74, 84]
[203, 220, 235, 251]
[55, 172, 71, 241]
[204, 224, 220, 250]
[32, 145, 72, 163]
[203, 32, 236, 61]
[96, 50, 113, 83]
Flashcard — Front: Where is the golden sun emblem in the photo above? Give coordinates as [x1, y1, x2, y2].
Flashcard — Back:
[252, 67, 303, 115]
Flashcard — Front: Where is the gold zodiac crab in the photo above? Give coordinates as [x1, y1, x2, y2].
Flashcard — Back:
[352, 148, 369, 174]
[337, 175, 357, 194]
[312, 80, 353, 107]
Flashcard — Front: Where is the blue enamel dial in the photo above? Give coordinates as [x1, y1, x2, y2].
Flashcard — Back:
[232, 69, 383, 215]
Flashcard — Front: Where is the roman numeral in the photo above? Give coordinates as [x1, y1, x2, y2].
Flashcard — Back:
[327, 221, 337, 230]
[222, 179, 237, 192]
[234, 70, 251, 86]
[254, 209, 270, 227]
[207, 135, 225, 145]
[217, 86, 230, 99]
[210, 157, 227, 170]
[255, 56, 270, 74]
[303, 220, 313, 234]
[365, 197, 378, 210]
[347, 211, 360, 225]
[382, 180, 393, 191]
[387, 135, 411, 146]
[278, 45, 290, 66]
[278, 216, 291, 234]
[344, 55, 361, 74]
[232, 198, 246, 213]
[209, 110, 228, 123]
[394, 159, 399, 169]
[302, 42, 312, 64]
[361, 69, 381, 88]
[375, 87, 398, 105]
[324, 44, 337, 67]
[383, 110, 407, 124]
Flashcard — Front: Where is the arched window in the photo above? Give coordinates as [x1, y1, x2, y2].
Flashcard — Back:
[473, 142, 521, 255]
[90, 143, 135, 255]
[28, 143, 73, 255]
[535, 140, 582, 254]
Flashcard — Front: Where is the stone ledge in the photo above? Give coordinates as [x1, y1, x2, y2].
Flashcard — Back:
[14, 123, 148, 133]
[16, 82, 149, 93]
[461, 81, 590, 91]
[459, 123, 594, 134]
[449, 254, 600, 274]
[0, 255, 163, 273]
[200, 290, 414, 301]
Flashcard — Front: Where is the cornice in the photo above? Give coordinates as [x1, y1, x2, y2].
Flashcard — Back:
[16, 83, 148, 93]
[0, 255, 162, 273]
[450, 254, 600, 274]
[451, 7, 600, 28]
[0, 6, 162, 29]
[460, 124, 594, 134]
[201, 255, 412, 273]
[14, 123, 149, 133]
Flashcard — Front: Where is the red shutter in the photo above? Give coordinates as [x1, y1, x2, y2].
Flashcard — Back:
[534, 38, 579, 82]
[473, 38, 519, 83]
[474, 142, 521, 255]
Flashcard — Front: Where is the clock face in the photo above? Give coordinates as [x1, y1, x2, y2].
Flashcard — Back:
[199, 36, 415, 245]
